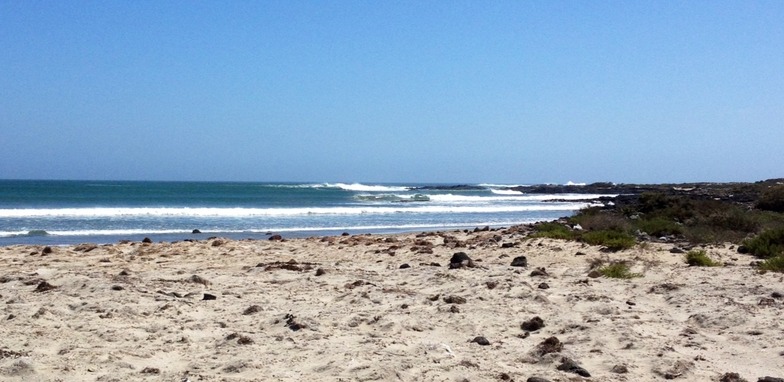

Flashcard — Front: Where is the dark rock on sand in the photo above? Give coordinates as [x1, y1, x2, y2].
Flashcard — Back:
[315, 268, 326, 276]
[670, 247, 686, 254]
[530, 267, 548, 277]
[34, 281, 57, 292]
[538, 283, 549, 289]
[243, 305, 262, 315]
[284, 313, 306, 331]
[533, 336, 563, 356]
[268, 234, 283, 241]
[521, 316, 545, 332]
[758, 378, 784, 382]
[41, 246, 52, 255]
[142, 237, 152, 243]
[556, 357, 591, 377]
[202, 293, 217, 300]
[510, 256, 528, 267]
[771, 292, 783, 299]
[611, 365, 629, 374]
[471, 336, 491, 346]
[449, 252, 475, 269]
[737, 245, 750, 254]
[399, 263, 411, 269]
[444, 295, 467, 304]
[450, 305, 460, 313]
[718, 373, 748, 382]
[526, 377, 551, 382]
[74, 243, 98, 252]
[140, 367, 160, 374]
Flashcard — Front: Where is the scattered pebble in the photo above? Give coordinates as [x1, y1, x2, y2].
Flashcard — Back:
[521, 316, 545, 332]
[471, 336, 490, 346]
[510, 256, 528, 267]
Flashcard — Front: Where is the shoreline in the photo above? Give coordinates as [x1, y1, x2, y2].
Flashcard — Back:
[1, 228, 782, 381]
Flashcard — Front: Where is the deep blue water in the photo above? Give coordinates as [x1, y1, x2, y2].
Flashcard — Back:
[0, 180, 609, 245]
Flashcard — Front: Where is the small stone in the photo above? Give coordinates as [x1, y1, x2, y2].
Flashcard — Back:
[510, 256, 528, 267]
[243, 305, 262, 315]
[718, 373, 748, 382]
[526, 377, 551, 382]
[521, 316, 545, 332]
[142, 237, 152, 243]
[269, 234, 283, 241]
[772, 292, 783, 299]
[670, 247, 686, 254]
[450, 305, 460, 313]
[530, 267, 548, 277]
[315, 268, 326, 276]
[538, 283, 549, 289]
[557, 358, 590, 377]
[534, 336, 562, 355]
[449, 252, 475, 269]
[587, 270, 602, 278]
[110, 285, 124, 291]
[34, 281, 57, 292]
[758, 378, 784, 382]
[140, 367, 160, 374]
[203, 293, 217, 300]
[486, 281, 498, 289]
[611, 365, 629, 374]
[471, 336, 490, 346]
[41, 246, 53, 255]
[737, 245, 749, 254]
[399, 263, 411, 269]
[444, 295, 467, 304]
[575, 251, 587, 256]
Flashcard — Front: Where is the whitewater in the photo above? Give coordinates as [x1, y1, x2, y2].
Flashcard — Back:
[0, 180, 613, 245]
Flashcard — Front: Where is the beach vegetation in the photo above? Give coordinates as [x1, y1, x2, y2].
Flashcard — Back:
[685, 249, 720, 267]
[757, 185, 784, 213]
[598, 262, 641, 279]
[529, 221, 576, 240]
[758, 255, 784, 272]
[580, 229, 636, 251]
[742, 228, 784, 259]
[635, 217, 683, 237]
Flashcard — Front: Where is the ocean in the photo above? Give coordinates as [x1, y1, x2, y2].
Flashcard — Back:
[0, 180, 610, 245]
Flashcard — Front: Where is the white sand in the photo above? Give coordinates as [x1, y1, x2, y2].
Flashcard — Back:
[1, 228, 782, 381]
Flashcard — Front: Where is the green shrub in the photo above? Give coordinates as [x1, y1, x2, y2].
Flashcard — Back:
[581, 230, 636, 251]
[572, 210, 631, 232]
[742, 228, 784, 259]
[598, 262, 642, 279]
[757, 185, 784, 213]
[685, 250, 720, 267]
[635, 217, 683, 237]
[759, 255, 784, 272]
[530, 221, 575, 240]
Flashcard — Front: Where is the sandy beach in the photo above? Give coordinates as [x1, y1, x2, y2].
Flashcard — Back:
[1, 227, 783, 382]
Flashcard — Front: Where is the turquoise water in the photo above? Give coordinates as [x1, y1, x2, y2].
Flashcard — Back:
[0, 180, 608, 245]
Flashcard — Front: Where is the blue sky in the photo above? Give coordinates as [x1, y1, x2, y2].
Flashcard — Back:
[1, 1, 782, 184]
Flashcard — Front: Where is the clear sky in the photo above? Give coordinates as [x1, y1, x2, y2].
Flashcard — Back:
[1, 1, 782, 184]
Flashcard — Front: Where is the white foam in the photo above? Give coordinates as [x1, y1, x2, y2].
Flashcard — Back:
[0, 203, 598, 219]
[324, 183, 411, 192]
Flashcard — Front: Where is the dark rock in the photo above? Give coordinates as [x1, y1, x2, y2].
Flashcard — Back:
[719, 373, 747, 382]
[587, 270, 602, 278]
[192, 229, 201, 234]
[772, 292, 783, 299]
[315, 268, 326, 276]
[534, 336, 563, 355]
[119, 269, 130, 276]
[268, 234, 283, 241]
[34, 281, 57, 292]
[510, 256, 528, 267]
[450, 305, 460, 313]
[444, 295, 467, 304]
[341, 232, 350, 236]
[486, 280, 498, 289]
[74, 243, 98, 252]
[41, 246, 53, 255]
[575, 251, 587, 256]
[399, 263, 411, 269]
[530, 267, 548, 277]
[110, 285, 124, 291]
[211, 239, 224, 247]
[243, 305, 262, 315]
[284, 313, 306, 331]
[202, 293, 217, 300]
[611, 365, 629, 374]
[140, 367, 160, 374]
[521, 316, 545, 332]
[471, 336, 490, 346]
[142, 237, 152, 243]
[498, 373, 512, 381]
[737, 245, 749, 254]
[188, 274, 210, 286]
[449, 252, 475, 269]
[556, 358, 590, 377]
[526, 377, 551, 382]
[429, 262, 441, 267]
[237, 335, 254, 345]
[758, 378, 784, 382]
[538, 283, 549, 289]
